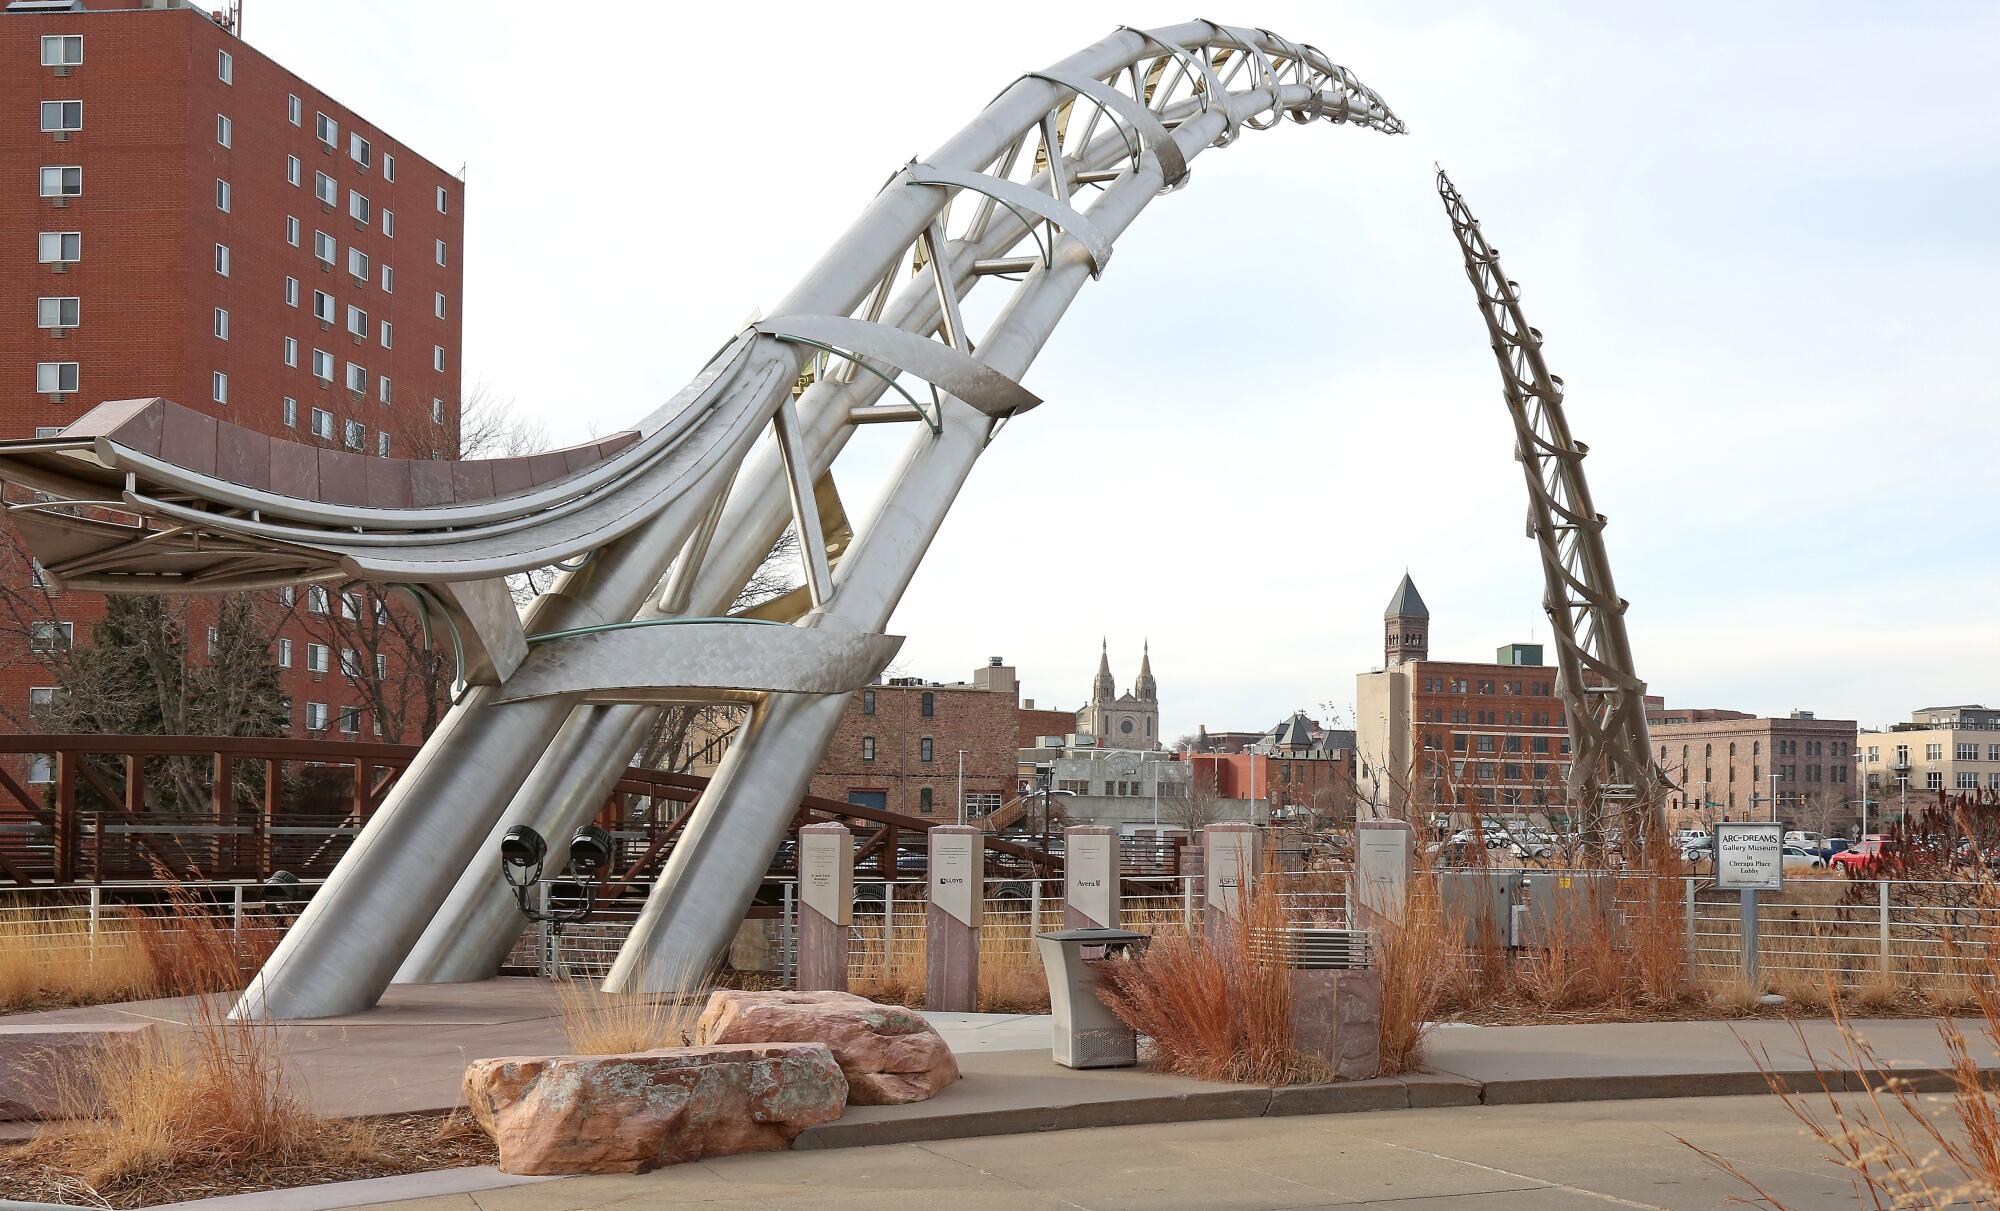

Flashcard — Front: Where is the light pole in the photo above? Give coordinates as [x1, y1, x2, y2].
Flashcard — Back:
[956, 750, 967, 826]
[1857, 746, 1870, 841]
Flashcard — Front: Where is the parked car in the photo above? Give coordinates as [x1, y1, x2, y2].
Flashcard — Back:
[1509, 834, 1556, 861]
[1784, 830, 1827, 854]
[1828, 836, 1897, 872]
[1673, 829, 1708, 851]
[1781, 844, 1827, 871]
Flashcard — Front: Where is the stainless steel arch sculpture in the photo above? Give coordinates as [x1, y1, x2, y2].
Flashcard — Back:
[0, 21, 1402, 1016]
[0, 21, 1666, 1015]
[1436, 170, 1667, 836]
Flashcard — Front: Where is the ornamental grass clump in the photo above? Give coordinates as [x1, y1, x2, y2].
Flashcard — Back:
[550, 960, 711, 1054]
[1091, 878, 1336, 1086]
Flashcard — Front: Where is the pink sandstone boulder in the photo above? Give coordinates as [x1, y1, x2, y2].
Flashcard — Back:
[0, 1023, 158, 1120]
[463, 1042, 846, 1175]
[694, 988, 960, 1105]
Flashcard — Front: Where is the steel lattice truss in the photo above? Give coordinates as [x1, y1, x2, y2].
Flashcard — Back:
[1436, 170, 1667, 838]
[0, 20, 1633, 1015]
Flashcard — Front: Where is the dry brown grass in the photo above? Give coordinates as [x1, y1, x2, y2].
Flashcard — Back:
[1686, 833, 2000, 1206]
[851, 910, 926, 1007]
[0, 912, 159, 1013]
[10, 888, 365, 1206]
[977, 914, 1051, 1014]
[549, 963, 709, 1054]
[1092, 881, 1337, 1086]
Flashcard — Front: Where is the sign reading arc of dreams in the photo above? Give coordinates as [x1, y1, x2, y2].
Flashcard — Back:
[0, 20, 1665, 1018]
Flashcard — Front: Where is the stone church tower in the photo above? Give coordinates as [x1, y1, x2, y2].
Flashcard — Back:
[1384, 573, 1429, 667]
[1078, 639, 1161, 750]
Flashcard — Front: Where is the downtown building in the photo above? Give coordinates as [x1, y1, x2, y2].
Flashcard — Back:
[1647, 707, 1858, 830]
[1858, 705, 2000, 820]
[1, 1, 465, 771]
[1354, 574, 1575, 820]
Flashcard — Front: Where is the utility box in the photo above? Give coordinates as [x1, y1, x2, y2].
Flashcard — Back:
[1518, 872, 1616, 949]
[1034, 928, 1147, 1069]
[1437, 870, 1520, 948]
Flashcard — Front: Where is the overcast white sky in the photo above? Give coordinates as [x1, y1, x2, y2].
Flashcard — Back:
[245, 2, 2000, 740]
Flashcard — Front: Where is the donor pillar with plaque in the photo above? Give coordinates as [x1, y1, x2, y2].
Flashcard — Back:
[1063, 825, 1118, 930]
[796, 821, 853, 991]
[1203, 822, 1260, 945]
[1352, 818, 1414, 933]
[926, 825, 983, 1011]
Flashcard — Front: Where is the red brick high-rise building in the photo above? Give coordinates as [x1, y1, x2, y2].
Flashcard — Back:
[1, 2, 466, 769]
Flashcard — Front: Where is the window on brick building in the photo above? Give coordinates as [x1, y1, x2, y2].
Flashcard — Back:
[306, 702, 328, 731]
[861, 736, 875, 762]
[920, 691, 934, 717]
[40, 101, 81, 132]
[286, 215, 300, 246]
[347, 304, 367, 338]
[343, 419, 364, 450]
[380, 264, 393, 292]
[315, 171, 335, 205]
[311, 349, 333, 381]
[436, 185, 448, 213]
[920, 737, 934, 763]
[313, 289, 334, 323]
[316, 112, 337, 147]
[217, 48, 232, 83]
[314, 230, 335, 266]
[919, 788, 934, 815]
[282, 397, 297, 428]
[215, 178, 230, 212]
[212, 371, 227, 404]
[382, 209, 394, 237]
[348, 247, 369, 281]
[29, 621, 71, 653]
[379, 320, 392, 349]
[433, 345, 446, 372]
[287, 94, 301, 125]
[42, 35, 83, 67]
[36, 297, 78, 329]
[214, 243, 230, 275]
[345, 362, 366, 394]
[435, 238, 447, 266]
[431, 397, 445, 424]
[434, 292, 447, 319]
[216, 114, 231, 147]
[277, 638, 292, 668]
[38, 231, 80, 263]
[377, 431, 390, 457]
[40, 166, 81, 196]
[350, 132, 371, 167]
[283, 337, 297, 367]
[377, 374, 390, 404]
[213, 308, 229, 340]
[285, 276, 299, 307]
[310, 407, 333, 439]
[348, 190, 369, 225]
[36, 362, 78, 394]
[383, 153, 396, 181]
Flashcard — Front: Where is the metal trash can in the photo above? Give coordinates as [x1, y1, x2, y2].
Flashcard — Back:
[1034, 927, 1148, 1069]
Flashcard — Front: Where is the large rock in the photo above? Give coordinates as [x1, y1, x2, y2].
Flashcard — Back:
[695, 989, 960, 1105]
[0, 1023, 158, 1120]
[464, 1042, 846, 1175]
[1290, 968, 1382, 1081]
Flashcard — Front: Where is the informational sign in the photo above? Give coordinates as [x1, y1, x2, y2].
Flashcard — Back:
[1205, 826, 1256, 919]
[1714, 821, 1785, 892]
[1065, 829, 1115, 928]
[929, 829, 981, 927]
[799, 826, 852, 926]
[1355, 823, 1413, 925]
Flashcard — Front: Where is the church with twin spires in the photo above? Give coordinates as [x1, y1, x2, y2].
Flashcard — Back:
[1075, 640, 1161, 750]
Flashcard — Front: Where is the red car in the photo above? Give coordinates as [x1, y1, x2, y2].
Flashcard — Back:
[1828, 837, 1897, 872]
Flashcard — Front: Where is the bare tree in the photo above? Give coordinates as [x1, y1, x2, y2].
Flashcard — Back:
[1159, 764, 1223, 834]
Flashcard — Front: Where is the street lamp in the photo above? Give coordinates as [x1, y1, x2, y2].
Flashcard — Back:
[1857, 746, 1871, 840]
[956, 749, 967, 826]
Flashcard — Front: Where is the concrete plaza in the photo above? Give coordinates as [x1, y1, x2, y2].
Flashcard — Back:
[365, 1094, 1881, 1210]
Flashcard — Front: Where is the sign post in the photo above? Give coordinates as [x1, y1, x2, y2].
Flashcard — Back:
[1353, 819, 1415, 931]
[1203, 822, 1260, 947]
[926, 825, 982, 1012]
[1063, 825, 1117, 930]
[1713, 821, 1784, 990]
[796, 821, 853, 991]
